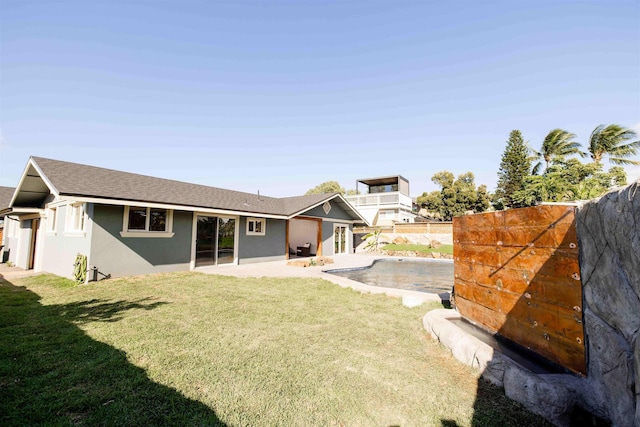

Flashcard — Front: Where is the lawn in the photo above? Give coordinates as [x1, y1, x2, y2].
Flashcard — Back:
[382, 243, 454, 255]
[0, 272, 547, 426]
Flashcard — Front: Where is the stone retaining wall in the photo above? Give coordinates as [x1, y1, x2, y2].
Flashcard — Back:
[575, 181, 639, 427]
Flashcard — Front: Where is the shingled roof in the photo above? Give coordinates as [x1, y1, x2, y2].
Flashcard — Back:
[17, 157, 359, 220]
[0, 186, 15, 211]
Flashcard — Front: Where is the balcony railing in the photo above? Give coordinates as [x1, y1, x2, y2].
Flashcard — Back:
[345, 192, 412, 209]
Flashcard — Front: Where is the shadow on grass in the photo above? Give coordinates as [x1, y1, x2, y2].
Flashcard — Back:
[0, 278, 226, 426]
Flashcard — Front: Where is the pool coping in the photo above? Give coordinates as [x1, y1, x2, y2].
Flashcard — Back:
[321, 257, 453, 305]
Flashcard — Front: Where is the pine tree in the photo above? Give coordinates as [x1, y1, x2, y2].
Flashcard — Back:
[495, 130, 531, 209]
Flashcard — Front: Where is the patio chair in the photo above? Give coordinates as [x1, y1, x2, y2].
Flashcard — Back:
[296, 243, 311, 257]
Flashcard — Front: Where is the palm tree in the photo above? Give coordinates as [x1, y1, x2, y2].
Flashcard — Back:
[531, 129, 584, 174]
[588, 124, 640, 166]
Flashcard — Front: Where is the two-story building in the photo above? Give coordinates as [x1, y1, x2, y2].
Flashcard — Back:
[344, 175, 416, 226]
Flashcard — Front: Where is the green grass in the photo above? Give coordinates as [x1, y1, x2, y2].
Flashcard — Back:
[382, 243, 454, 254]
[0, 272, 547, 426]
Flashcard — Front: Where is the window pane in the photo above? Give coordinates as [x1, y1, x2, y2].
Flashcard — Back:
[255, 221, 262, 233]
[248, 221, 254, 232]
[128, 207, 146, 230]
[149, 208, 167, 231]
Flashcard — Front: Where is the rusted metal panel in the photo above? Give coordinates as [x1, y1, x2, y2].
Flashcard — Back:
[453, 205, 585, 375]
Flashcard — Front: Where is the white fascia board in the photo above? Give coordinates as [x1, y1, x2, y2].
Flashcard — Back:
[3, 207, 45, 216]
[286, 194, 338, 219]
[321, 218, 358, 224]
[289, 193, 369, 226]
[10, 157, 60, 207]
[57, 195, 287, 219]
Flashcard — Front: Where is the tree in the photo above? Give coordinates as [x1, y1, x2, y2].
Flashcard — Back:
[532, 128, 583, 174]
[495, 130, 532, 209]
[305, 181, 345, 195]
[511, 158, 628, 206]
[419, 171, 490, 221]
[588, 124, 640, 166]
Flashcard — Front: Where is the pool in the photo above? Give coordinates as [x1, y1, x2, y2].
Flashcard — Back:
[325, 258, 454, 294]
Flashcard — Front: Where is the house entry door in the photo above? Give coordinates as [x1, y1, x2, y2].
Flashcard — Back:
[334, 225, 348, 255]
[195, 216, 236, 267]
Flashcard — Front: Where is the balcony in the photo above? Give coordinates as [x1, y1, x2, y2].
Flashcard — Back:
[345, 192, 412, 209]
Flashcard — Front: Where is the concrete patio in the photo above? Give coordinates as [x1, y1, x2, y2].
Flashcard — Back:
[196, 253, 450, 305]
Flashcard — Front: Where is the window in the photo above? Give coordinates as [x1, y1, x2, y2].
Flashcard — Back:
[121, 206, 174, 238]
[47, 207, 57, 233]
[66, 203, 86, 232]
[246, 217, 265, 236]
[378, 209, 396, 219]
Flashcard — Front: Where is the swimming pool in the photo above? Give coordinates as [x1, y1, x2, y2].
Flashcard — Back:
[325, 258, 454, 294]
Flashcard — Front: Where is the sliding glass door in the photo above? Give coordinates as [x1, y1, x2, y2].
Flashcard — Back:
[195, 215, 236, 267]
[217, 217, 235, 265]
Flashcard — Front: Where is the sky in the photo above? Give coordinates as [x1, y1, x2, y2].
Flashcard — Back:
[1, 0, 639, 198]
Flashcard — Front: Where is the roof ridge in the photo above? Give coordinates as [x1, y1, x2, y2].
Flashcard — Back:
[31, 156, 281, 202]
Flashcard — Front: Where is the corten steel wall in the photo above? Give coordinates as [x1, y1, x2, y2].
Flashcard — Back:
[453, 205, 585, 374]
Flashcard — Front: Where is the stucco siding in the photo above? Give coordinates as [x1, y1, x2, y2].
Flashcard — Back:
[321, 221, 353, 255]
[2, 217, 20, 265]
[89, 204, 193, 278]
[39, 204, 93, 278]
[237, 217, 286, 264]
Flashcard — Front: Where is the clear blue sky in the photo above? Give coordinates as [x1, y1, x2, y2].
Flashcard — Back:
[1, 0, 639, 197]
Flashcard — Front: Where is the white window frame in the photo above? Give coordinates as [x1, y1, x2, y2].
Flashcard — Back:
[246, 217, 266, 236]
[65, 203, 87, 236]
[120, 206, 175, 238]
[46, 207, 57, 235]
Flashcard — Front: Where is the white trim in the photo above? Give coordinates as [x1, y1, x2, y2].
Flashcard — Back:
[321, 218, 357, 224]
[46, 206, 58, 235]
[333, 223, 350, 255]
[4, 208, 44, 215]
[65, 202, 87, 234]
[121, 206, 174, 237]
[119, 231, 175, 238]
[58, 195, 287, 220]
[286, 193, 369, 225]
[10, 157, 60, 207]
[13, 213, 44, 221]
[62, 231, 87, 238]
[191, 212, 239, 269]
[246, 217, 266, 236]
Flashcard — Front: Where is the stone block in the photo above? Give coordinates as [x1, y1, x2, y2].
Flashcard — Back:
[584, 309, 635, 426]
[503, 366, 575, 427]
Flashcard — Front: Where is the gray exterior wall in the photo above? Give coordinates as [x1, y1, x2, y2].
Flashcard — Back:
[237, 217, 286, 264]
[89, 204, 193, 278]
[2, 217, 20, 265]
[321, 221, 353, 256]
[39, 203, 93, 278]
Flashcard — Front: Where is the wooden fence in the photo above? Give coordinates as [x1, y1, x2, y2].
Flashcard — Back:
[453, 205, 585, 375]
[354, 222, 452, 234]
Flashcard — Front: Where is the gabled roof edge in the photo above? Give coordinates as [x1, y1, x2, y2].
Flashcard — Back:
[9, 157, 60, 207]
[286, 193, 369, 225]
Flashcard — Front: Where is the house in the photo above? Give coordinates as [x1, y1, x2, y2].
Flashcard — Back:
[0, 186, 15, 257]
[0, 157, 367, 279]
[344, 175, 417, 226]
